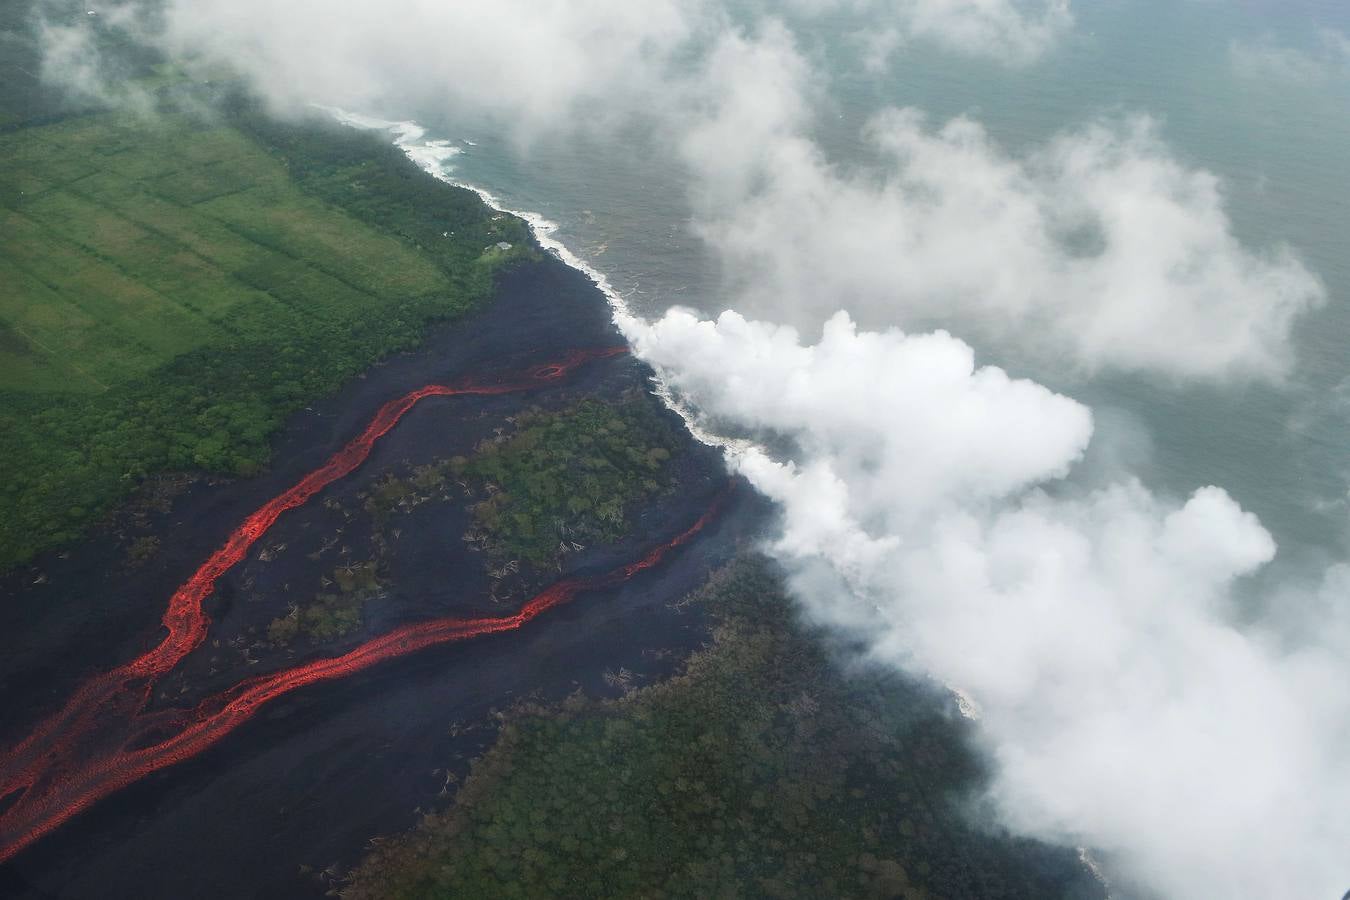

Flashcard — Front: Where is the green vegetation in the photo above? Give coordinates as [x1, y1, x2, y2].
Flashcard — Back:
[461, 397, 681, 564]
[259, 395, 680, 642]
[268, 561, 380, 645]
[362, 464, 459, 527]
[0, 98, 530, 568]
[343, 558, 1101, 900]
[125, 534, 161, 569]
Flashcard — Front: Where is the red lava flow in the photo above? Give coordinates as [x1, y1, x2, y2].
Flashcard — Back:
[0, 347, 729, 866]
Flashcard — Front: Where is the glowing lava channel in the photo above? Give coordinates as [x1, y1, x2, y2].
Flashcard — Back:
[0, 347, 726, 865]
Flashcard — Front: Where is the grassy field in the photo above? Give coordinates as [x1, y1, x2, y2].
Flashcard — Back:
[0, 115, 450, 393]
[0, 100, 530, 568]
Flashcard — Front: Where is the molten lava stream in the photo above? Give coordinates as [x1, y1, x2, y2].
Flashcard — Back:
[0, 491, 724, 865]
[0, 347, 626, 859]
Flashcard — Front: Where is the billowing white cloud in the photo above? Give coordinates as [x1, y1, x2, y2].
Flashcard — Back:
[160, 0, 708, 140]
[678, 83, 1325, 379]
[52, 0, 1068, 143]
[627, 309, 1094, 513]
[43, 0, 719, 143]
[625, 306, 1350, 900]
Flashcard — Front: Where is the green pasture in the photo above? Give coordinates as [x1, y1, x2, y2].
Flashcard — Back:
[0, 115, 449, 395]
[0, 106, 530, 568]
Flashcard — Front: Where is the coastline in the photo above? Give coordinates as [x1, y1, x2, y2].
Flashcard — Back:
[323, 109, 756, 462]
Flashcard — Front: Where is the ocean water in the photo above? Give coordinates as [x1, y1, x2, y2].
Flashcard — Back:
[388, 0, 1349, 587]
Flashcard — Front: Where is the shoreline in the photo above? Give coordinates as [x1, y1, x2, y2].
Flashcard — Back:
[324, 109, 754, 461]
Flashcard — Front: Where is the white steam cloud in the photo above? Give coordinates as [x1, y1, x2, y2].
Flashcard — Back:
[625, 307, 1350, 900]
[153, 0, 705, 141]
[58, 0, 1067, 143]
[674, 32, 1325, 379]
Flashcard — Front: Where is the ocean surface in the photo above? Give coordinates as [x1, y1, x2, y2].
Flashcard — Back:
[373, 0, 1350, 593]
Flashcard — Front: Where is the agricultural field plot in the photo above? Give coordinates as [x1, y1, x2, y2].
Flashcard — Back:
[0, 114, 448, 395]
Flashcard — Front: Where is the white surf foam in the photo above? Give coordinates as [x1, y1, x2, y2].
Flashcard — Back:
[319, 106, 748, 460]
